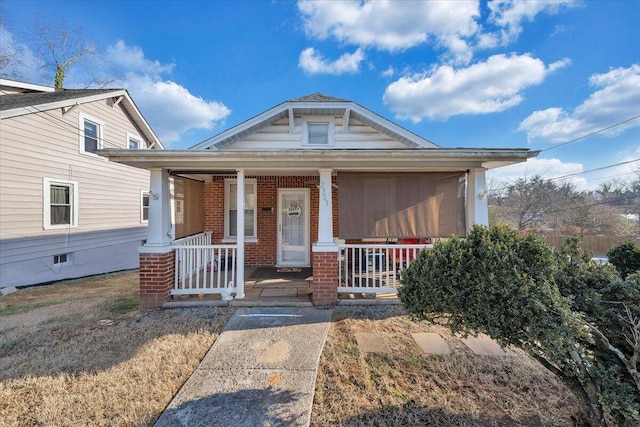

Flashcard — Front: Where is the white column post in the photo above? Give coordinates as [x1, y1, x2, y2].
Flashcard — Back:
[314, 168, 336, 249]
[144, 168, 172, 250]
[466, 168, 489, 230]
[235, 169, 245, 298]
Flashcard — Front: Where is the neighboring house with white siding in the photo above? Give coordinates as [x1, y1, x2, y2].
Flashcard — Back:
[0, 79, 163, 288]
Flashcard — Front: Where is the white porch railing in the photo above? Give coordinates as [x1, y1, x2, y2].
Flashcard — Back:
[337, 244, 430, 294]
[172, 232, 237, 296]
[173, 231, 212, 246]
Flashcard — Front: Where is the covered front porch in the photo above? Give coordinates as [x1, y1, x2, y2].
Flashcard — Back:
[129, 158, 498, 308]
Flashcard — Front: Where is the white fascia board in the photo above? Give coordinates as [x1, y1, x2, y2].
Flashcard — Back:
[192, 100, 291, 149]
[348, 103, 438, 148]
[0, 90, 127, 119]
[101, 148, 538, 171]
[192, 99, 439, 150]
[0, 79, 55, 92]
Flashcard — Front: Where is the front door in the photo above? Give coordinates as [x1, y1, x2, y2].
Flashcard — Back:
[277, 189, 310, 266]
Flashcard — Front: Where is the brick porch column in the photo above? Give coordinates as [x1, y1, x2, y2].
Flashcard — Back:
[139, 249, 175, 309]
[312, 249, 339, 306]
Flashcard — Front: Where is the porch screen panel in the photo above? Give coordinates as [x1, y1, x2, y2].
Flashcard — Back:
[173, 176, 204, 239]
[338, 172, 466, 239]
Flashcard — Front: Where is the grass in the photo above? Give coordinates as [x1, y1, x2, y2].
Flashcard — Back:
[0, 271, 233, 427]
[311, 306, 585, 426]
[1, 273, 585, 426]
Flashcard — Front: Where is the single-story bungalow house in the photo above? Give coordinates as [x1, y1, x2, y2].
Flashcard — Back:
[102, 94, 537, 308]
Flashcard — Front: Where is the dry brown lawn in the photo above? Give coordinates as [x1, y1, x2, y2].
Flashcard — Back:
[0, 271, 233, 427]
[2, 273, 586, 427]
[311, 306, 584, 427]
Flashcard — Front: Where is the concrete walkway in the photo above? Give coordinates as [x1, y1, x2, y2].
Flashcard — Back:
[155, 307, 333, 427]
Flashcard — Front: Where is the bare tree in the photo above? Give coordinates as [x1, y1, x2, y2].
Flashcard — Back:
[31, 20, 97, 89]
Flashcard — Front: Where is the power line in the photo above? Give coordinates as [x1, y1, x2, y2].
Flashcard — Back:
[540, 113, 640, 153]
[486, 158, 640, 195]
[548, 158, 640, 182]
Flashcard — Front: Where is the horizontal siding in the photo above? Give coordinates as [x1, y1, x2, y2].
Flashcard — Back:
[227, 117, 407, 150]
[0, 236, 144, 287]
[0, 226, 147, 263]
[0, 98, 152, 239]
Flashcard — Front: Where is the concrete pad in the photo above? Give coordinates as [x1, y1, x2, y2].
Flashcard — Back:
[156, 307, 332, 426]
[0, 286, 17, 296]
[260, 288, 298, 297]
[411, 332, 451, 355]
[155, 368, 317, 427]
[461, 333, 510, 356]
[355, 332, 391, 354]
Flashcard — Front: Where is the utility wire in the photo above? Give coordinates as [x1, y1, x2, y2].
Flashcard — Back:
[540, 113, 640, 153]
[548, 158, 640, 182]
[486, 158, 640, 195]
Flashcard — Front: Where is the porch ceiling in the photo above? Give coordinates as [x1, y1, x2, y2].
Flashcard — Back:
[100, 148, 538, 174]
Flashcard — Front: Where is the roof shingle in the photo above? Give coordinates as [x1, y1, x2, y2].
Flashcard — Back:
[0, 88, 121, 111]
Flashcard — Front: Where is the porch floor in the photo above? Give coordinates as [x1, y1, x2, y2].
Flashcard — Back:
[163, 266, 400, 308]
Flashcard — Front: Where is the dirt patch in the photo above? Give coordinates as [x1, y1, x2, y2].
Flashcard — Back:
[311, 306, 584, 426]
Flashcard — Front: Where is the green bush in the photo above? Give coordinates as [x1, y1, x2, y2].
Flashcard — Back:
[399, 226, 640, 426]
[607, 241, 640, 279]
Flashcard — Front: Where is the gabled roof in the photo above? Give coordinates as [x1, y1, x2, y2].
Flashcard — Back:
[0, 81, 164, 149]
[192, 93, 439, 150]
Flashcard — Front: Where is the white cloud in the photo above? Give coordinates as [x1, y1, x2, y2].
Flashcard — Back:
[487, 157, 587, 190]
[383, 54, 569, 122]
[519, 64, 640, 142]
[298, 47, 365, 75]
[381, 66, 395, 78]
[123, 74, 230, 144]
[0, 26, 44, 83]
[105, 40, 175, 77]
[486, 0, 577, 46]
[101, 41, 230, 145]
[298, 0, 479, 63]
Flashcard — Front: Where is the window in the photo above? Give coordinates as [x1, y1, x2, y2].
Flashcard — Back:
[302, 116, 335, 146]
[128, 132, 143, 149]
[141, 191, 150, 223]
[224, 179, 257, 240]
[78, 113, 104, 155]
[44, 178, 79, 229]
[308, 123, 329, 144]
[53, 253, 71, 265]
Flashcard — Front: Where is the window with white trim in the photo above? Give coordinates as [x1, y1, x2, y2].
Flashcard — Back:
[128, 132, 145, 149]
[302, 116, 335, 147]
[141, 191, 150, 223]
[44, 178, 79, 229]
[78, 113, 104, 154]
[224, 179, 257, 240]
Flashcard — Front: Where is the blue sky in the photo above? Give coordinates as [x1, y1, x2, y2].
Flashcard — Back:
[2, 0, 639, 190]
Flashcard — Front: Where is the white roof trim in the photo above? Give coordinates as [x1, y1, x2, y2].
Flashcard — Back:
[192, 99, 439, 150]
[0, 78, 55, 93]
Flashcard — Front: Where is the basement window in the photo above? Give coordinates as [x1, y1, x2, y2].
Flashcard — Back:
[53, 253, 71, 265]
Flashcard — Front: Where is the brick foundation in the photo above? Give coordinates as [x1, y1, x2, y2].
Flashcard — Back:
[312, 251, 339, 306]
[139, 250, 175, 309]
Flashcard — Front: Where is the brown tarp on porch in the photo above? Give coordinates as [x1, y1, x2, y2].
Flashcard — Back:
[173, 176, 205, 239]
[337, 172, 466, 239]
